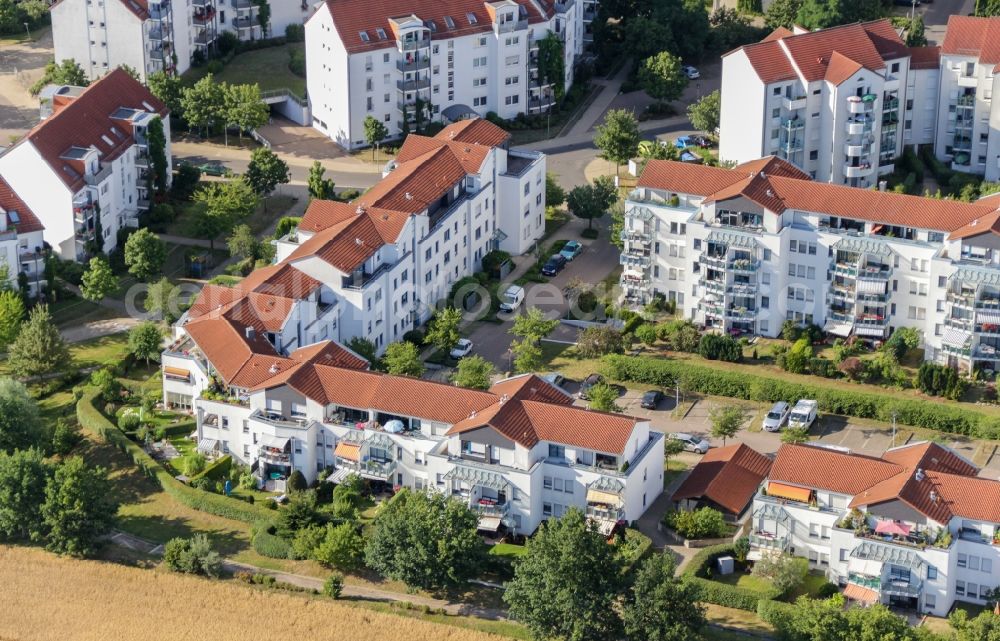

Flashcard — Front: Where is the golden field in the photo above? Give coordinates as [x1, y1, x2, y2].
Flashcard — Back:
[0, 546, 506, 641]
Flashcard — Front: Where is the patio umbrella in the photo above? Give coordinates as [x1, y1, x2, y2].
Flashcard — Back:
[874, 520, 911, 537]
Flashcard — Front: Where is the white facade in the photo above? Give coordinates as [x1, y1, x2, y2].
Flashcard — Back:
[935, 52, 1000, 182]
[621, 158, 1000, 373]
[306, 0, 582, 150]
[0, 71, 172, 260]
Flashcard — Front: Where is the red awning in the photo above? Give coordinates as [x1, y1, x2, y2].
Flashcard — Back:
[844, 583, 879, 605]
[874, 520, 911, 537]
[766, 482, 811, 503]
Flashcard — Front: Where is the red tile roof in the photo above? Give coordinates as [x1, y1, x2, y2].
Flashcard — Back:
[436, 118, 511, 148]
[396, 133, 492, 174]
[768, 444, 903, 496]
[737, 40, 797, 84]
[321, 0, 548, 54]
[824, 51, 864, 86]
[357, 144, 469, 213]
[241, 263, 322, 299]
[637, 161, 747, 196]
[909, 45, 941, 70]
[21, 69, 167, 193]
[671, 444, 772, 515]
[299, 200, 357, 234]
[942, 15, 1000, 67]
[184, 314, 280, 383]
[0, 177, 44, 234]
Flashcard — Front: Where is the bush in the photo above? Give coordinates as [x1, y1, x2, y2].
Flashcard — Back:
[697, 334, 742, 362]
[162, 534, 222, 577]
[118, 412, 141, 432]
[751, 553, 807, 595]
[663, 507, 728, 539]
[680, 543, 781, 611]
[288, 47, 305, 77]
[603, 355, 1000, 439]
[402, 329, 425, 346]
[576, 326, 624, 358]
[190, 455, 232, 483]
[287, 470, 307, 492]
[916, 362, 967, 400]
[757, 599, 797, 628]
[252, 527, 293, 559]
[634, 323, 658, 346]
[482, 250, 512, 277]
[285, 23, 305, 42]
[817, 581, 840, 598]
[622, 314, 646, 335]
[323, 573, 344, 598]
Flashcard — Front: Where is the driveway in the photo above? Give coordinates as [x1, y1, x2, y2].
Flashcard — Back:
[0, 27, 53, 141]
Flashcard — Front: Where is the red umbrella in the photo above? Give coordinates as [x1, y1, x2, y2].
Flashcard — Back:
[874, 520, 911, 537]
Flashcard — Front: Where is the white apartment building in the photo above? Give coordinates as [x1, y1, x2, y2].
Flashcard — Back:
[305, 0, 583, 150]
[719, 20, 941, 187]
[51, 0, 313, 81]
[750, 441, 1000, 617]
[936, 15, 1000, 182]
[0, 69, 172, 260]
[621, 157, 1000, 374]
[162, 333, 664, 534]
[0, 178, 47, 295]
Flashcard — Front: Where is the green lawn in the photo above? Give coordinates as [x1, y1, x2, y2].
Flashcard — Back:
[713, 571, 774, 594]
[664, 458, 688, 489]
[782, 571, 831, 602]
[48, 293, 120, 328]
[183, 43, 306, 96]
[69, 334, 130, 370]
[489, 543, 528, 558]
[167, 193, 294, 240]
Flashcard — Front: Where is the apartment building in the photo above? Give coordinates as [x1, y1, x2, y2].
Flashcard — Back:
[749, 441, 1000, 616]
[620, 157, 1000, 373]
[0, 69, 171, 260]
[719, 20, 940, 187]
[0, 179, 47, 295]
[935, 16, 1000, 182]
[163, 328, 664, 534]
[305, 0, 583, 150]
[51, 0, 313, 81]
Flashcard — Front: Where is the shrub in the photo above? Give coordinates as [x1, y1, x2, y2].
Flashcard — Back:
[402, 329, 425, 346]
[697, 334, 742, 362]
[162, 534, 222, 577]
[117, 412, 141, 432]
[323, 573, 344, 599]
[179, 452, 207, 477]
[817, 581, 840, 598]
[287, 469, 307, 492]
[751, 553, 807, 595]
[252, 527, 293, 559]
[916, 362, 967, 400]
[663, 507, 728, 540]
[285, 23, 304, 42]
[680, 543, 781, 611]
[634, 323, 658, 346]
[756, 599, 796, 628]
[482, 250, 512, 276]
[622, 314, 646, 335]
[576, 326, 624, 358]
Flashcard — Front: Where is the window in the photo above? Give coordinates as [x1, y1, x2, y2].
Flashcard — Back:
[553, 478, 563, 492]
[543, 476, 552, 489]
[839, 548, 848, 562]
[927, 566, 937, 581]
[925, 594, 936, 609]
[970, 556, 981, 571]
[982, 558, 992, 574]
[543, 502, 552, 516]
[958, 553, 967, 568]
[548, 444, 565, 459]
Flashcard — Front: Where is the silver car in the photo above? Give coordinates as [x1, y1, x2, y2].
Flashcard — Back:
[671, 432, 711, 454]
[762, 401, 791, 432]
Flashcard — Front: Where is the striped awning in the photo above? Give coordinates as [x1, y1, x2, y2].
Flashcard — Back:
[444, 465, 508, 491]
[197, 438, 218, 453]
[587, 489, 623, 506]
[477, 516, 502, 532]
[824, 321, 854, 337]
[335, 442, 360, 462]
[977, 310, 1000, 325]
[855, 325, 887, 337]
[706, 229, 757, 249]
[834, 237, 891, 257]
[163, 366, 190, 379]
[766, 482, 811, 503]
[857, 279, 886, 295]
[942, 327, 972, 347]
[843, 582, 879, 605]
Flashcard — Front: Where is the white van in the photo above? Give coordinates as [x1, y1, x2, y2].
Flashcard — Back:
[499, 285, 525, 313]
[788, 400, 818, 430]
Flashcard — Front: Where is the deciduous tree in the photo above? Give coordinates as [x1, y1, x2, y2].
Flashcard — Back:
[587, 382, 621, 412]
[144, 277, 180, 323]
[639, 51, 688, 107]
[30, 59, 88, 96]
[127, 322, 163, 366]
[0, 289, 24, 349]
[566, 175, 618, 230]
[0, 448, 50, 542]
[594, 109, 640, 176]
[451, 355, 494, 390]
[510, 307, 559, 343]
[146, 71, 183, 115]
[622, 553, 705, 641]
[709, 404, 745, 445]
[545, 173, 565, 208]
[314, 522, 365, 570]
[191, 178, 259, 250]
[124, 228, 167, 281]
[382, 341, 424, 377]
[181, 74, 226, 136]
[687, 89, 720, 134]
[42, 456, 117, 557]
[307, 161, 336, 200]
[80, 256, 117, 301]
[424, 307, 462, 354]
[244, 147, 290, 200]
[363, 115, 389, 162]
[0, 379, 43, 455]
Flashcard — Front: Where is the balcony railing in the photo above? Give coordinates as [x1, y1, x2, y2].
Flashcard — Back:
[251, 409, 309, 429]
[495, 18, 528, 33]
[750, 533, 788, 550]
[848, 574, 881, 590]
[361, 457, 396, 479]
[472, 500, 510, 518]
[396, 57, 430, 73]
[84, 164, 114, 186]
[399, 38, 430, 52]
[397, 77, 430, 92]
[586, 504, 624, 522]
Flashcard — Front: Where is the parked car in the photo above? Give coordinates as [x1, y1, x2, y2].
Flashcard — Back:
[449, 338, 474, 359]
[577, 373, 605, 400]
[671, 432, 711, 454]
[560, 240, 583, 261]
[789, 399, 819, 430]
[762, 401, 791, 432]
[690, 134, 713, 148]
[541, 372, 567, 389]
[541, 254, 567, 276]
[674, 135, 695, 149]
[198, 162, 229, 177]
[682, 65, 700, 79]
[641, 390, 664, 409]
[499, 284, 525, 313]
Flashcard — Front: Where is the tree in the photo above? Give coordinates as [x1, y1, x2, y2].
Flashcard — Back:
[566, 176, 618, 231]
[511, 338, 543, 374]
[244, 147, 290, 200]
[163, 534, 222, 577]
[7, 305, 70, 379]
[709, 405, 745, 445]
[622, 553, 705, 641]
[91, 367, 123, 404]
[639, 52, 688, 107]
[764, 0, 802, 29]
[42, 456, 117, 557]
[323, 573, 345, 598]
[451, 355, 494, 390]
[127, 322, 163, 366]
[781, 427, 810, 445]
[30, 59, 88, 96]
[143, 277, 180, 322]
[781, 337, 813, 374]
[950, 609, 1000, 641]
[536, 32, 566, 101]
[363, 115, 389, 162]
[314, 522, 365, 570]
[346, 337, 378, 366]
[510, 307, 559, 343]
[794, 0, 841, 30]
[0, 290, 24, 349]
[0, 448, 50, 542]
[191, 179, 259, 250]
[588, 382, 621, 413]
[146, 71, 183, 115]
[276, 489, 322, 538]
[576, 326, 624, 358]
[227, 223, 261, 264]
[364, 489, 484, 590]
[382, 341, 425, 377]
[545, 173, 566, 209]
[667, 507, 728, 539]
[751, 552, 807, 594]
[147, 116, 168, 195]
[222, 83, 269, 141]
[80, 256, 117, 301]
[423, 307, 462, 355]
[287, 469, 308, 493]
[624, 16, 675, 63]
[687, 90, 721, 134]
[308, 161, 336, 200]
[124, 228, 167, 281]
[505, 508, 624, 641]
[594, 109, 640, 176]
[181, 74, 226, 136]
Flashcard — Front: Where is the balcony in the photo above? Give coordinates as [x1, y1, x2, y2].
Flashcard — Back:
[846, 120, 872, 135]
[192, 9, 216, 24]
[399, 37, 430, 52]
[729, 258, 760, 273]
[251, 409, 309, 429]
[396, 57, 430, 73]
[495, 18, 528, 33]
[883, 97, 899, 111]
[231, 0, 253, 9]
[259, 448, 291, 465]
[844, 163, 874, 178]
[528, 96, 557, 111]
[620, 254, 651, 269]
[700, 279, 725, 294]
[726, 307, 757, 321]
[957, 75, 978, 89]
[844, 143, 868, 157]
[194, 31, 215, 46]
[749, 532, 788, 551]
[947, 291, 975, 308]
[360, 457, 396, 480]
[857, 265, 891, 281]
[782, 95, 807, 111]
[148, 26, 170, 41]
[472, 498, 510, 518]
[84, 164, 114, 186]
[232, 16, 255, 29]
[396, 77, 430, 92]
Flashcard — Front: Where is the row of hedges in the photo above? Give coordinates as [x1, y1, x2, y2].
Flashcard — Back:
[603, 355, 1000, 439]
[77, 390, 272, 524]
[680, 544, 781, 611]
[190, 455, 232, 483]
[251, 524, 292, 559]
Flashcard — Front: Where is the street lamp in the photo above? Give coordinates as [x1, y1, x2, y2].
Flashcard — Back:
[23, 22, 30, 39]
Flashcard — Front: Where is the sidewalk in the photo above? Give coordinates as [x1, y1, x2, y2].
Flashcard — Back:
[564, 58, 633, 138]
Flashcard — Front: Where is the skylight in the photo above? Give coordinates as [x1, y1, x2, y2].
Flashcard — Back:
[359, 30, 370, 41]
[444, 15, 455, 29]
[467, 12, 477, 24]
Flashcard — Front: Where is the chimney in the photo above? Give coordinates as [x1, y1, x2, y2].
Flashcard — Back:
[878, 180, 887, 192]
[245, 326, 255, 340]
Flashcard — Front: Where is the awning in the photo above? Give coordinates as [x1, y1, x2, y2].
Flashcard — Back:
[259, 434, 290, 451]
[441, 103, 477, 122]
[444, 465, 509, 491]
[850, 541, 926, 571]
[857, 279, 886, 295]
[163, 366, 190, 379]
[844, 582, 879, 605]
[942, 327, 972, 347]
[977, 310, 1000, 325]
[196, 438, 218, 453]
[335, 441, 360, 462]
[855, 325, 887, 338]
[746, 549, 763, 562]
[477, 516, 502, 532]
[326, 467, 353, 485]
[874, 520, 911, 537]
[586, 489, 622, 506]
[589, 517, 617, 536]
[824, 321, 854, 337]
[766, 482, 811, 503]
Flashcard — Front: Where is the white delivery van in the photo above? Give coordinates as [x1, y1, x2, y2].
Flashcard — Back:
[788, 400, 818, 430]
[499, 285, 525, 313]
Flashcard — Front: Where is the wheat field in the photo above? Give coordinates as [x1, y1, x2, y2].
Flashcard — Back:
[0, 546, 505, 641]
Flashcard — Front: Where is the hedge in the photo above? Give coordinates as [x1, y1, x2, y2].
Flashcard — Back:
[680, 543, 780, 611]
[77, 390, 272, 525]
[251, 527, 292, 559]
[603, 355, 1000, 439]
[757, 599, 796, 632]
[191, 455, 232, 483]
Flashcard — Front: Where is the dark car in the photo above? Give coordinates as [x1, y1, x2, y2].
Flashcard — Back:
[690, 135, 713, 148]
[641, 390, 664, 409]
[577, 373, 605, 400]
[198, 162, 230, 177]
[541, 254, 567, 277]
